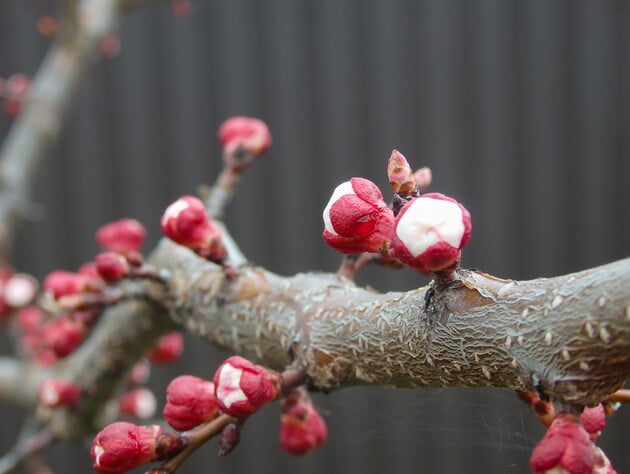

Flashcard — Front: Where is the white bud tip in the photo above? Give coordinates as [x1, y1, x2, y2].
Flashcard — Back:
[4, 274, 37, 307]
[162, 199, 190, 223]
[217, 363, 247, 408]
[322, 181, 355, 236]
[133, 389, 157, 419]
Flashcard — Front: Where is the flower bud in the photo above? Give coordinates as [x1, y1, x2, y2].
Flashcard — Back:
[322, 178, 395, 254]
[38, 377, 81, 408]
[41, 315, 86, 358]
[95, 252, 131, 282]
[118, 388, 157, 420]
[391, 193, 471, 274]
[91, 422, 167, 473]
[164, 375, 220, 431]
[213, 355, 281, 418]
[128, 359, 151, 386]
[218, 423, 241, 456]
[580, 404, 606, 442]
[147, 332, 183, 364]
[387, 150, 416, 195]
[160, 196, 227, 262]
[280, 388, 327, 455]
[1, 272, 38, 313]
[218, 116, 272, 158]
[530, 414, 594, 474]
[16, 305, 44, 333]
[413, 166, 432, 192]
[96, 219, 146, 254]
[43, 270, 94, 300]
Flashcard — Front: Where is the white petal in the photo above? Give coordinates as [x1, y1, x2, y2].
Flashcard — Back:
[322, 181, 355, 236]
[162, 199, 190, 222]
[4, 274, 37, 307]
[395, 198, 464, 257]
[217, 364, 247, 408]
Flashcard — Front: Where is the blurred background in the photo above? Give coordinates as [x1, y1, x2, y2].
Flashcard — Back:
[1, 0, 629, 472]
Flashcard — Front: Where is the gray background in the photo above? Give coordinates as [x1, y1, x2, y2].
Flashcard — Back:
[1, 0, 629, 472]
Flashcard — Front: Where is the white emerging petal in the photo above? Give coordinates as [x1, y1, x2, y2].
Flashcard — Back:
[40, 384, 60, 406]
[94, 444, 105, 466]
[4, 274, 37, 307]
[322, 181, 355, 236]
[162, 199, 190, 222]
[396, 198, 464, 257]
[217, 364, 248, 408]
[134, 389, 157, 419]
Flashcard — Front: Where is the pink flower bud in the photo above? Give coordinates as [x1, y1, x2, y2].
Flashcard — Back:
[391, 193, 472, 274]
[42, 315, 85, 358]
[43, 270, 91, 300]
[218, 116, 272, 157]
[38, 378, 81, 408]
[16, 305, 44, 333]
[413, 166, 432, 192]
[530, 414, 595, 474]
[91, 422, 163, 473]
[118, 388, 157, 419]
[164, 375, 220, 431]
[147, 332, 184, 364]
[387, 150, 416, 195]
[280, 388, 328, 455]
[322, 177, 395, 254]
[6, 74, 30, 97]
[581, 404, 606, 442]
[95, 252, 131, 282]
[213, 355, 281, 418]
[96, 219, 146, 254]
[160, 196, 227, 262]
[128, 359, 151, 386]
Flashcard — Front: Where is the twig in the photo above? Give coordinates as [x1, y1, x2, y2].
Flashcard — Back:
[0, 425, 55, 474]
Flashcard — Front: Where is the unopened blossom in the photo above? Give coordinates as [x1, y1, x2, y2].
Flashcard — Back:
[118, 388, 157, 420]
[160, 196, 227, 262]
[387, 149, 416, 196]
[95, 252, 131, 282]
[391, 192, 471, 274]
[41, 315, 86, 358]
[322, 177, 395, 255]
[0, 272, 38, 316]
[581, 404, 606, 442]
[530, 414, 595, 474]
[43, 270, 99, 301]
[38, 377, 81, 408]
[164, 375, 220, 431]
[218, 116, 272, 158]
[280, 388, 328, 455]
[213, 355, 281, 418]
[147, 332, 183, 364]
[96, 218, 146, 254]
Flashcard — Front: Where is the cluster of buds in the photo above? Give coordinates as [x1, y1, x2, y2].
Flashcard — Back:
[0, 268, 38, 321]
[0, 73, 30, 118]
[280, 388, 327, 455]
[218, 116, 272, 165]
[161, 196, 227, 263]
[163, 375, 220, 431]
[322, 150, 471, 276]
[43, 269, 103, 304]
[213, 355, 281, 418]
[91, 422, 184, 473]
[146, 331, 184, 365]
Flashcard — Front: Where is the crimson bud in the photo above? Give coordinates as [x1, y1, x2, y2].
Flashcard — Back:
[218, 116, 272, 158]
[42, 315, 85, 358]
[118, 388, 157, 419]
[38, 377, 81, 408]
[530, 414, 595, 474]
[43, 270, 96, 300]
[160, 196, 227, 262]
[213, 355, 281, 418]
[391, 193, 471, 274]
[164, 375, 220, 431]
[147, 332, 183, 364]
[96, 218, 146, 254]
[280, 388, 328, 455]
[95, 252, 131, 282]
[580, 404, 606, 442]
[322, 177, 395, 255]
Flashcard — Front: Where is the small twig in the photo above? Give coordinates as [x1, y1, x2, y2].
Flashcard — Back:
[0, 426, 55, 474]
[608, 389, 630, 404]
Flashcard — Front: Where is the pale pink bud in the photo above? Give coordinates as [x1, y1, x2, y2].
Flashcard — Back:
[38, 377, 80, 408]
[322, 177, 395, 254]
[2, 273, 38, 309]
[387, 149, 416, 195]
[581, 404, 606, 442]
[95, 252, 131, 282]
[213, 355, 281, 418]
[96, 219, 146, 254]
[530, 414, 594, 474]
[147, 332, 184, 364]
[16, 305, 44, 333]
[42, 315, 85, 358]
[160, 196, 227, 262]
[91, 422, 174, 473]
[280, 388, 328, 455]
[128, 360, 151, 386]
[413, 166, 432, 192]
[118, 388, 157, 420]
[391, 193, 471, 274]
[218, 116, 272, 157]
[6, 74, 30, 97]
[164, 375, 220, 431]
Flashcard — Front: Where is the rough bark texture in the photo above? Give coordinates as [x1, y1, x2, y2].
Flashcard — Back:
[152, 238, 630, 407]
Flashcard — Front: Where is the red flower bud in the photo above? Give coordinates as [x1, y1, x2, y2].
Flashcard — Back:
[530, 414, 595, 474]
[95, 252, 131, 282]
[322, 177, 395, 254]
[128, 359, 151, 386]
[42, 315, 85, 358]
[387, 150, 416, 195]
[164, 375, 220, 431]
[280, 388, 328, 455]
[213, 355, 281, 418]
[581, 404, 606, 442]
[91, 422, 163, 473]
[218, 116, 272, 157]
[16, 305, 44, 333]
[160, 196, 227, 262]
[118, 388, 157, 420]
[38, 377, 81, 408]
[391, 193, 471, 274]
[96, 219, 146, 254]
[43, 270, 93, 300]
[147, 332, 183, 364]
